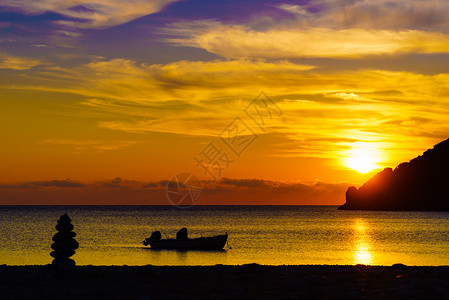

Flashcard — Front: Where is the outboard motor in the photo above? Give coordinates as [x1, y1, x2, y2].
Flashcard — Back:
[143, 230, 162, 246]
[176, 227, 188, 240]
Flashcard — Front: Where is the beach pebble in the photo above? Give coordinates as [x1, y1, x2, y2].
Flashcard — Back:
[391, 283, 418, 297]
[218, 284, 244, 296]
[0, 265, 448, 299]
[69, 288, 88, 296]
[421, 278, 448, 293]
[282, 278, 306, 291]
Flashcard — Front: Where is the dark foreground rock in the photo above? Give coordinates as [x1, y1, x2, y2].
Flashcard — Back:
[0, 264, 448, 299]
[340, 138, 449, 211]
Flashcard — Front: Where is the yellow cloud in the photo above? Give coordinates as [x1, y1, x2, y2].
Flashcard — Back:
[2, 57, 448, 166]
[2, 0, 179, 29]
[39, 139, 139, 152]
[165, 22, 449, 58]
[285, 0, 449, 30]
[4, 58, 449, 108]
[16, 58, 313, 101]
[329, 93, 370, 102]
[0, 53, 43, 70]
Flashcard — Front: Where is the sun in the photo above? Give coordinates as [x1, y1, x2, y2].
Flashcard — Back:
[344, 143, 381, 174]
[346, 154, 378, 173]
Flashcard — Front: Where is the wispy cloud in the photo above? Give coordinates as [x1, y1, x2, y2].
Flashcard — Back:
[9, 58, 314, 102]
[164, 21, 449, 59]
[162, 0, 449, 59]
[286, 0, 449, 30]
[39, 139, 139, 152]
[0, 53, 44, 70]
[2, 0, 179, 29]
[16, 58, 449, 103]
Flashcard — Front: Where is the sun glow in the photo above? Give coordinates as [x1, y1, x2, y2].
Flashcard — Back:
[344, 142, 381, 173]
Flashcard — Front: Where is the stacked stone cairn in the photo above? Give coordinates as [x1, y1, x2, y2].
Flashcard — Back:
[51, 214, 78, 268]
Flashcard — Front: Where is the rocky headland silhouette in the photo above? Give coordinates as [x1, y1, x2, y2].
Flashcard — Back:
[339, 138, 449, 211]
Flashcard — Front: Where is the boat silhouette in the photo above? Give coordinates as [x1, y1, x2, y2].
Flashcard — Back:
[143, 228, 228, 250]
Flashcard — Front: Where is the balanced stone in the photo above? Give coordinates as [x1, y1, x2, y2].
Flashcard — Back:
[52, 231, 76, 242]
[50, 213, 78, 268]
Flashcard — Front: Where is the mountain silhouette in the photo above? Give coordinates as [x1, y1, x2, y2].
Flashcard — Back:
[339, 138, 449, 211]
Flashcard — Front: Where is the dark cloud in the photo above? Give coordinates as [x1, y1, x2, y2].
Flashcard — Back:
[96, 178, 147, 188]
[0, 179, 85, 189]
[0, 177, 350, 205]
[142, 182, 159, 188]
[33, 179, 86, 188]
[220, 177, 269, 188]
[0, 177, 350, 195]
[213, 178, 350, 195]
[99, 177, 123, 188]
[159, 180, 170, 186]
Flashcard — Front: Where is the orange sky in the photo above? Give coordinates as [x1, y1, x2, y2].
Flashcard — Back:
[1, 0, 448, 205]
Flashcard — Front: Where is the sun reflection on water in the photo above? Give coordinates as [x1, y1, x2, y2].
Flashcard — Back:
[352, 219, 373, 265]
[354, 241, 372, 265]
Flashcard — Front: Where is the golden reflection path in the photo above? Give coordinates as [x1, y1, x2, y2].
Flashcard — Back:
[352, 218, 373, 265]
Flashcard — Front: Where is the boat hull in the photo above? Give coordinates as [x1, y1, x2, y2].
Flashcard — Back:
[147, 234, 228, 250]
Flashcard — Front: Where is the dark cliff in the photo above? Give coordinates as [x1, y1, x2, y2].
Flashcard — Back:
[339, 138, 449, 211]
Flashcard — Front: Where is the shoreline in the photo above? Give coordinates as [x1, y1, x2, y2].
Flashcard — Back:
[1, 264, 448, 299]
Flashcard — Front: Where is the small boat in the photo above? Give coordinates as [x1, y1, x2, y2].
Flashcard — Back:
[143, 228, 228, 250]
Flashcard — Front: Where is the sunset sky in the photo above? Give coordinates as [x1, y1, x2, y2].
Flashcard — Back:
[1, 0, 448, 205]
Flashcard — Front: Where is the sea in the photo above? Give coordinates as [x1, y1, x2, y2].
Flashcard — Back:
[0, 206, 448, 266]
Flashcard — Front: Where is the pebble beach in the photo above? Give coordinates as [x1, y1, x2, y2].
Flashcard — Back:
[1, 264, 448, 299]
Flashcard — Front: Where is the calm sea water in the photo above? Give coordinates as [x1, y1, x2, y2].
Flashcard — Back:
[0, 206, 448, 266]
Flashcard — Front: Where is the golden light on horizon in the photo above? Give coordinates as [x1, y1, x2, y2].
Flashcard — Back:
[344, 142, 382, 174]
